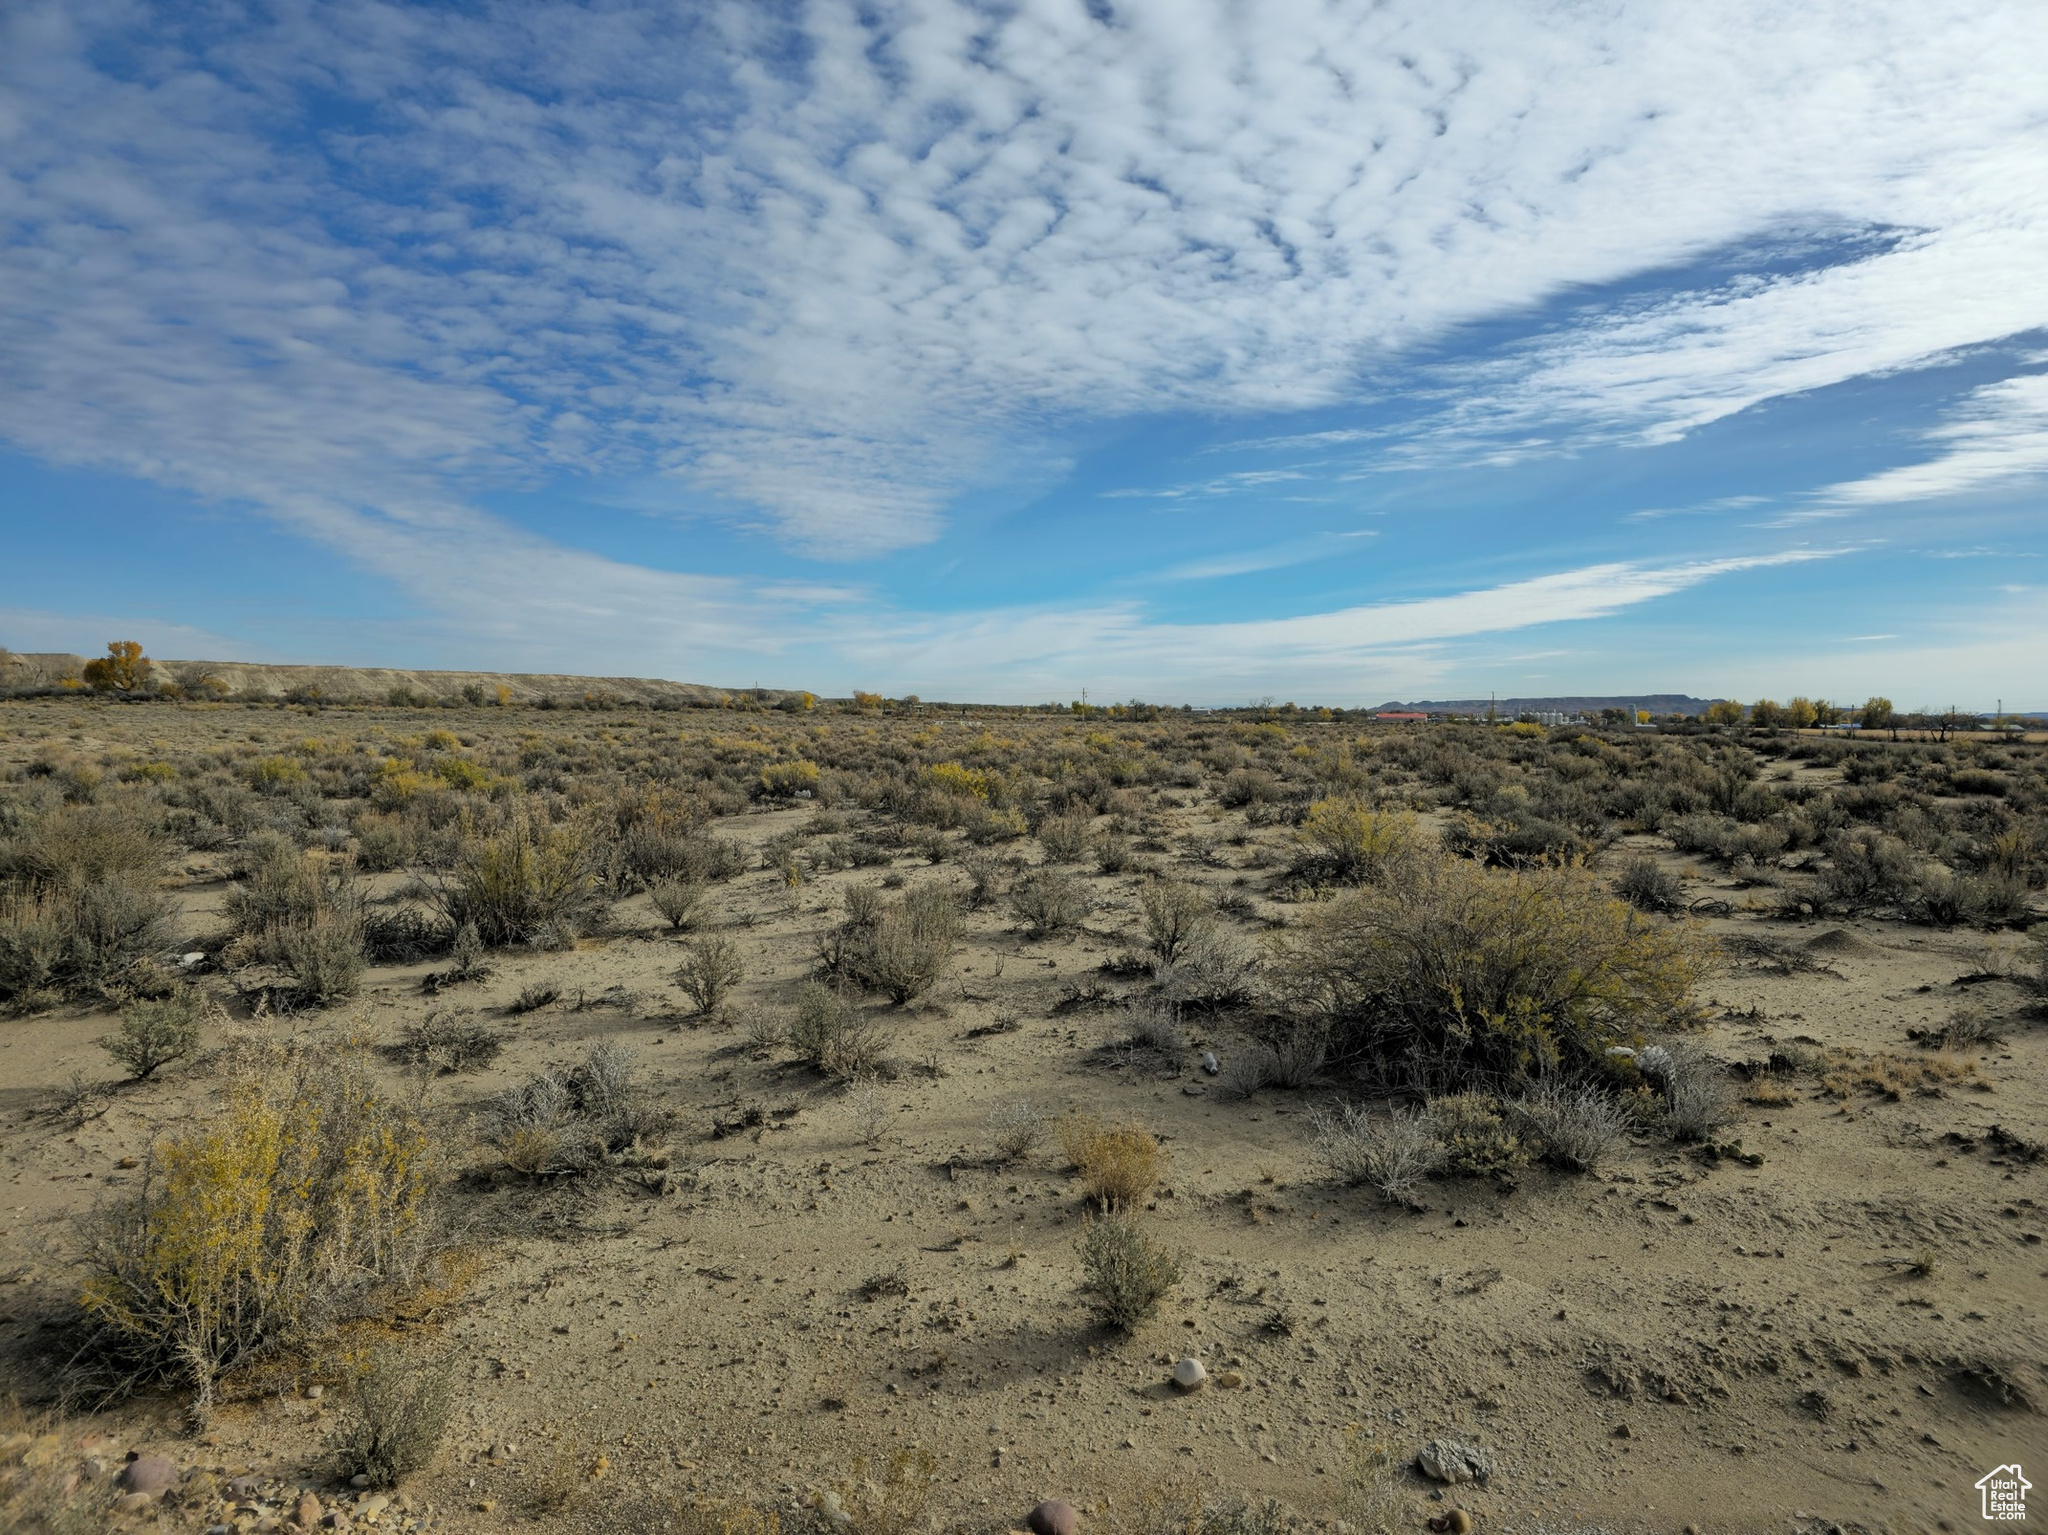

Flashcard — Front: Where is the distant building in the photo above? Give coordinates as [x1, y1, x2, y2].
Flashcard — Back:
[1374, 711, 1428, 723]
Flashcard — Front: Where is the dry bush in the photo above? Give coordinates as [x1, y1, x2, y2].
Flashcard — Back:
[1, 800, 164, 888]
[1508, 1080, 1629, 1171]
[1636, 1041, 1734, 1139]
[1078, 1210, 1181, 1332]
[1311, 1101, 1439, 1206]
[675, 933, 745, 1013]
[1120, 997, 1182, 1056]
[1269, 844, 1708, 1090]
[1427, 1092, 1532, 1178]
[490, 1042, 668, 1176]
[1154, 927, 1256, 1009]
[267, 907, 367, 1003]
[390, 1010, 503, 1073]
[1817, 1047, 1979, 1102]
[648, 876, 709, 931]
[1037, 813, 1092, 863]
[788, 980, 887, 1080]
[1613, 856, 1683, 913]
[1138, 878, 1214, 964]
[324, 1347, 456, 1488]
[1011, 867, 1090, 935]
[0, 877, 175, 1009]
[74, 1038, 434, 1421]
[985, 1097, 1043, 1163]
[1292, 799, 1418, 885]
[838, 885, 959, 1003]
[956, 850, 1006, 909]
[99, 985, 207, 1079]
[1057, 1114, 1164, 1208]
[845, 1077, 890, 1146]
[428, 806, 603, 948]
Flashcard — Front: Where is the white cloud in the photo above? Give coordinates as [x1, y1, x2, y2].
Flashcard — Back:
[0, 0, 2043, 697]
[1819, 373, 2048, 505]
[5, 0, 2046, 567]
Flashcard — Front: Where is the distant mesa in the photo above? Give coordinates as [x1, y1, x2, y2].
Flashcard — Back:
[0, 651, 810, 709]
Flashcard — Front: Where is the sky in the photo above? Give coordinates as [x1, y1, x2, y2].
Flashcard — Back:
[2, 0, 2045, 709]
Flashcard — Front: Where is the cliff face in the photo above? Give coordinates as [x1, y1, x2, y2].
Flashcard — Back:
[0, 652, 807, 707]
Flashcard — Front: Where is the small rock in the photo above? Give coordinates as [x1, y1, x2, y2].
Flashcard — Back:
[350, 1474, 370, 1490]
[1201, 1052, 1220, 1075]
[1172, 1357, 1209, 1392]
[304, 1384, 325, 1400]
[1416, 1439, 1493, 1487]
[1027, 1499, 1080, 1535]
[180, 952, 207, 968]
[816, 1490, 852, 1531]
[1426, 1513, 1474, 1535]
[1215, 1371, 1244, 1390]
[227, 1476, 260, 1498]
[292, 1493, 323, 1528]
[360, 1493, 390, 1517]
[113, 1493, 156, 1516]
[1611, 1422, 1632, 1439]
[118, 1453, 179, 1497]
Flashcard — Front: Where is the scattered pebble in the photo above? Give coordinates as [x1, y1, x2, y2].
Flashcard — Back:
[1172, 1357, 1209, 1392]
[118, 1452, 179, 1498]
[1027, 1498, 1080, 1535]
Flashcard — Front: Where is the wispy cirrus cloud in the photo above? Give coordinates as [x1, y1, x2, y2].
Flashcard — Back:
[0, 1, 2041, 697]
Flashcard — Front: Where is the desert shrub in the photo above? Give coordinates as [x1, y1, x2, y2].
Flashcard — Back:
[1293, 800, 1418, 885]
[1912, 869, 2032, 928]
[2, 801, 164, 888]
[267, 908, 367, 1003]
[957, 850, 1005, 909]
[838, 885, 959, 1003]
[1268, 845, 1707, 1091]
[758, 759, 821, 798]
[1311, 1102, 1440, 1206]
[1637, 1042, 1732, 1141]
[1216, 1050, 1270, 1099]
[491, 1043, 667, 1176]
[1155, 927, 1257, 1009]
[787, 980, 888, 1080]
[75, 1038, 433, 1420]
[1120, 997, 1182, 1056]
[985, 1098, 1044, 1163]
[1217, 768, 1280, 807]
[1092, 831, 1140, 874]
[352, 812, 415, 872]
[509, 980, 563, 1014]
[1443, 807, 1590, 866]
[1037, 813, 1092, 862]
[1011, 867, 1090, 935]
[1808, 828, 1920, 914]
[1137, 877, 1214, 965]
[325, 1348, 455, 1488]
[675, 934, 745, 1014]
[623, 827, 748, 885]
[647, 876, 709, 931]
[428, 807, 603, 949]
[1613, 856, 1682, 912]
[0, 877, 175, 1007]
[100, 986, 207, 1080]
[1057, 1115, 1164, 1208]
[1507, 1080, 1628, 1171]
[361, 903, 451, 964]
[1427, 1092, 1532, 1178]
[1078, 1210, 1181, 1332]
[390, 1011, 503, 1072]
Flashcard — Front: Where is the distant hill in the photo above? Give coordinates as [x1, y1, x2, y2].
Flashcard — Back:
[0, 651, 810, 708]
[1372, 693, 1718, 716]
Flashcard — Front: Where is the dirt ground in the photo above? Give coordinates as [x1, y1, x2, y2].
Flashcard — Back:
[0, 700, 2042, 1535]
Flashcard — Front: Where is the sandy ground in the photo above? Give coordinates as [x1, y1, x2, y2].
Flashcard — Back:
[0, 716, 2043, 1535]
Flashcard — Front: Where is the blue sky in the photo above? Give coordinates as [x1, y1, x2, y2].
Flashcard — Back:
[2, 1, 2045, 707]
